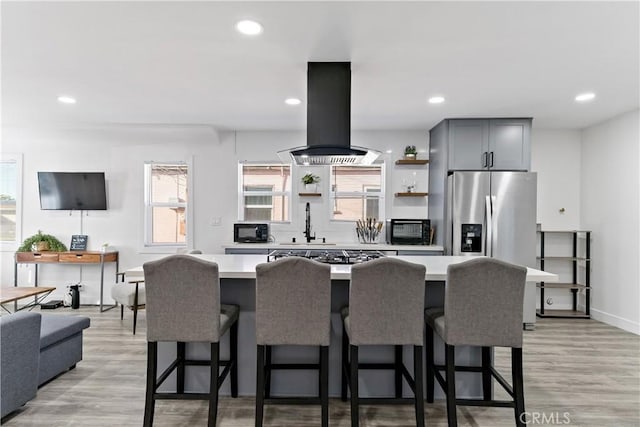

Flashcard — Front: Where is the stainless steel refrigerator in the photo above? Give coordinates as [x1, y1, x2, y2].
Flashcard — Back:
[445, 171, 538, 327]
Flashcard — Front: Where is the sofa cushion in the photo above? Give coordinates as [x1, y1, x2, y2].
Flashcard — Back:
[40, 314, 90, 349]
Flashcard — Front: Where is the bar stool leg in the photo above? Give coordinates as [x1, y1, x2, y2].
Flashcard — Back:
[341, 325, 349, 401]
[512, 347, 526, 427]
[320, 346, 329, 427]
[395, 345, 403, 398]
[265, 345, 272, 398]
[177, 342, 186, 394]
[445, 344, 458, 427]
[414, 345, 425, 427]
[255, 345, 265, 427]
[350, 345, 359, 427]
[143, 342, 157, 427]
[482, 346, 491, 400]
[208, 342, 220, 427]
[120, 304, 124, 320]
[230, 322, 238, 398]
[425, 325, 435, 403]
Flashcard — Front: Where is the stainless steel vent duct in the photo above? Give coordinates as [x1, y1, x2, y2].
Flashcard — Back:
[279, 62, 380, 166]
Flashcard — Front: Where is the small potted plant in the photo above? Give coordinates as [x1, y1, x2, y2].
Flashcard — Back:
[404, 145, 418, 159]
[302, 173, 320, 192]
[18, 230, 68, 252]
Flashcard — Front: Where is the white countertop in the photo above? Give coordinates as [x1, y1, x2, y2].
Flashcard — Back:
[222, 242, 444, 252]
[125, 254, 557, 282]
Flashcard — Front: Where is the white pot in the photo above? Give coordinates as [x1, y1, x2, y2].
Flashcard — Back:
[304, 183, 317, 192]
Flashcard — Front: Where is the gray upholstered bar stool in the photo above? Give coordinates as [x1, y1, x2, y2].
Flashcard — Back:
[341, 257, 426, 427]
[112, 249, 203, 334]
[255, 257, 331, 427]
[425, 257, 527, 427]
[142, 255, 239, 427]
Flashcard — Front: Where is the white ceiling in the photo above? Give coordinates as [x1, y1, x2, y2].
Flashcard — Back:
[2, 1, 639, 131]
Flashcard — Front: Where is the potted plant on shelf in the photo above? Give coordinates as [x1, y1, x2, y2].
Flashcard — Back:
[404, 145, 418, 159]
[17, 230, 68, 252]
[301, 173, 320, 192]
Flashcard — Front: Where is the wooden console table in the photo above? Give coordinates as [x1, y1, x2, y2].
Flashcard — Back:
[14, 251, 119, 312]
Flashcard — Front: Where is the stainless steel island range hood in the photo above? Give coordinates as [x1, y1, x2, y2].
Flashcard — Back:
[279, 62, 380, 165]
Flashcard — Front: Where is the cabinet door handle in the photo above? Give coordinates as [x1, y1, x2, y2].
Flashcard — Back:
[482, 152, 488, 168]
[489, 151, 494, 167]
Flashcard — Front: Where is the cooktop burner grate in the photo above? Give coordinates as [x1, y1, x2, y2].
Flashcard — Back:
[267, 249, 385, 264]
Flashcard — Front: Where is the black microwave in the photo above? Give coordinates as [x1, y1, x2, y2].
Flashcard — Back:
[386, 219, 431, 245]
[234, 223, 269, 243]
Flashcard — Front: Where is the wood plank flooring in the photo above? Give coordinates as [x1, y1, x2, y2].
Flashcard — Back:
[2, 307, 639, 426]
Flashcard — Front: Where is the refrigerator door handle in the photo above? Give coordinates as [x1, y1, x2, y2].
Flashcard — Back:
[485, 195, 493, 257]
[482, 152, 488, 168]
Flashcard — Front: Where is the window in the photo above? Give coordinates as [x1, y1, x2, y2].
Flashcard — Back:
[239, 164, 291, 222]
[330, 165, 384, 221]
[144, 161, 191, 247]
[0, 153, 22, 249]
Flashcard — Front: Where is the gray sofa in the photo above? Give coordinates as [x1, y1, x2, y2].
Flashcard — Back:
[1, 312, 90, 418]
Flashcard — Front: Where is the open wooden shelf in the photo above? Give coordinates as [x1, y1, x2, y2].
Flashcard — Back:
[394, 192, 428, 197]
[298, 192, 321, 197]
[537, 283, 587, 290]
[536, 309, 590, 319]
[395, 159, 429, 165]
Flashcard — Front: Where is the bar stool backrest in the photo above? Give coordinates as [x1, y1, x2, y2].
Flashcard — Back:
[255, 257, 331, 346]
[349, 258, 426, 346]
[144, 255, 221, 343]
[444, 257, 527, 348]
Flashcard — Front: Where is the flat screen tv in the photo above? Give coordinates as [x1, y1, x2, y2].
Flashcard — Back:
[38, 172, 107, 210]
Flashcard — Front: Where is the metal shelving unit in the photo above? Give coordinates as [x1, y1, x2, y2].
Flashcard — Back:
[536, 230, 591, 319]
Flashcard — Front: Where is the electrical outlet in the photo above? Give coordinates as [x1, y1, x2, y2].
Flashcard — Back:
[210, 217, 222, 226]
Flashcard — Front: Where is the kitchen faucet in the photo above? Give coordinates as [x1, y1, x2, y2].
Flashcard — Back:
[304, 202, 316, 243]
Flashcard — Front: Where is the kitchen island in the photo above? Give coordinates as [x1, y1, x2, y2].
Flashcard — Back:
[126, 254, 556, 399]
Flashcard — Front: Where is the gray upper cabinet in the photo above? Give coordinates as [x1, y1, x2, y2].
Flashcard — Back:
[448, 120, 490, 170]
[445, 118, 531, 171]
[488, 119, 531, 171]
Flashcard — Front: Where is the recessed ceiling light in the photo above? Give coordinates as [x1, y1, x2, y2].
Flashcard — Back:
[57, 96, 76, 104]
[285, 98, 301, 106]
[385, 150, 393, 154]
[575, 92, 596, 102]
[235, 20, 263, 36]
[428, 96, 445, 104]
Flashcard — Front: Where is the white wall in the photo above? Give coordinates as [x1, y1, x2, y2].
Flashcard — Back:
[580, 109, 640, 334]
[1, 126, 428, 303]
[531, 129, 582, 229]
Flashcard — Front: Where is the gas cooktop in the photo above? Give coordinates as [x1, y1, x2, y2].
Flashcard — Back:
[267, 249, 385, 264]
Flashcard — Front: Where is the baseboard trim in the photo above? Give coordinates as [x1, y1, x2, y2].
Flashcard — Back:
[589, 308, 640, 335]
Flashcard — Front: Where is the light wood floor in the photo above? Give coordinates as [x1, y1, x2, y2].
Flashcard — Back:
[2, 307, 639, 426]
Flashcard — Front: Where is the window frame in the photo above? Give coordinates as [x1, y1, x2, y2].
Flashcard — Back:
[143, 159, 193, 251]
[329, 163, 385, 222]
[238, 162, 292, 223]
[0, 153, 23, 251]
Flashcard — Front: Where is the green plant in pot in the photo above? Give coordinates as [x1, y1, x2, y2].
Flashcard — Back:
[18, 230, 68, 252]
[302, 173, 320, 192]
[404, 145, 418, 159]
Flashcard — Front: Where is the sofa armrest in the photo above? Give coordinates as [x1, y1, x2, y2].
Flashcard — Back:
[1, 312, 41, 418]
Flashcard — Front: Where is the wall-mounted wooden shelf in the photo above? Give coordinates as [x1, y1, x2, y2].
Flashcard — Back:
[394, 192, 428, 197]
[298, 192, 321, 197]
[395, 159, 429, 165]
